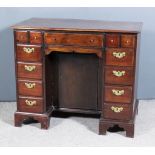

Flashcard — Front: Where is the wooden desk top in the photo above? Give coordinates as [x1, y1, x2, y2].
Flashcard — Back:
[12, 18, 142, 33]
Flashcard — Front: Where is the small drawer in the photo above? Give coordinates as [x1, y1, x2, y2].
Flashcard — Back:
[106, 48, 135, 66]
[18, 80, 43, 97]
[15, 31, 28, 43]
[44, 32, 103, 48]
[104, 103, 132, 120]
[121, 34, 136, 48]
[104, 85, 132, 103]
[17, 62, 42, 79]
[18, 97, 44, 113]
[16, 45, 42, 62]
[30, 31, 43, 44]
[105, 66, 134, 85]
[106, 34, 120, 48]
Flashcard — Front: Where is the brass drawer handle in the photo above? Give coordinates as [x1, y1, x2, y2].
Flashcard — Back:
[24, 65, 36, 72]
[113, 70, 125, 77]
[25, 99, 37, 106]
[112, 89, 124, 96]
[113, 52, 126, 58]
[111, 106, 123, 113]
[23, 47, 34, 54]
[25, 82, 36, 89]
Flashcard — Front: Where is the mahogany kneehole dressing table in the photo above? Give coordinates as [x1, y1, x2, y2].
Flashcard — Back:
[12, 18, 142, 138]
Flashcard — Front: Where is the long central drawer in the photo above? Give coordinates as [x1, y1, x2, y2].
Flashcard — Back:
[44, 32, 103, 47]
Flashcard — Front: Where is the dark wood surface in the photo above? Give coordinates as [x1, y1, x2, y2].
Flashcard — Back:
[44, 32, 103, 47]
[45, 45, 103, 58]
[105, 66, 134, 85]
[106, 48, 135, 66]
[104, 85, 133, 103]
[121, 34, 136, 48]
[12, 18, 142, 137]
[18, 96, 44, 113]
[16, 44, 42, 62]
[12, 18, 142, 33]
[30, 31, 43, 44]
[15, 30, 28, 43]
[18, 80, 43, 97]
[58, 53, 98, 110]
[103, 103, 132, 120]
[17, 62, 42, 79]
[106, 34, 120, 48]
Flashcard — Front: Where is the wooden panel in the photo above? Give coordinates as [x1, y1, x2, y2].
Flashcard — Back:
[18, 80, 43, 97]
[106, 34, 120, 47]
[16, 44, 42, 62]
[17, 62, 42, 79]
[15, 31, 28, 43]
[44, 32, 103, 47]
[12, 18, 142, 33]
[106, 48, 135, 66]
[121, 34, 136, 48]
[30, 31, 43, 44]
[58, 53, 98, 110]
[104, 85, 132, 103]
[18, 97, 43, 113]
[104, 103, 132, 120]
[45, 45, 103, 58]
[105, 66, 134, 85]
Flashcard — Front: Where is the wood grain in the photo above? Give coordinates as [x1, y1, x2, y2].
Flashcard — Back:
[104, 85, 133, 103]
[17, 62, 42, 79]
[44, 32, 103, 47]
[30, 31, 43, 44]
[45, 45, 103, 58]
[103, 103, 132, 120]
[15, 31, 28, 43]
[106, 48, 135, 66]
[105, 66, 134, 85]
[18, 96, 44, 113]
[12, 18, 142, 33]
[16, 44, 42, 62]
[106, 34, 120, 47]
[18, 79, 43, 97]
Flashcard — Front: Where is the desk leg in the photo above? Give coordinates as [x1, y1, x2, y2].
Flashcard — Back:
[14, 109, 52, 129]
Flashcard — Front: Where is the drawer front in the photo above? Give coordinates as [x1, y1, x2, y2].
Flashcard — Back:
[105, 66, 134, 85]
[104, 103, 132, 120]
[18, 80, 43, 97]
[15, 31, 28, 43]
[44, 33, 103, 47]
[17, 62, 42, 79]
[106, 34, 120, 48]
[104, 85, 132, 103]
[121, 34, 136, 48]
[16, 45, 42, 62]
[106, 48, 135, 66]
[18, 97, 43, 113]
[30, 31, 43, 44]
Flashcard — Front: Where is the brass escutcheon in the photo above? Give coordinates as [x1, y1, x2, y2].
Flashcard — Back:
[24, 65, 36, 72]
[23, 47, 34, 54]
[113, 52, 126, 58]
[25, 82, 36, 89]
[111, 106, 124, 113]
[112, 89, 125, 96]
[25, 99, 37, 106]
[112, 70, 125, 77]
